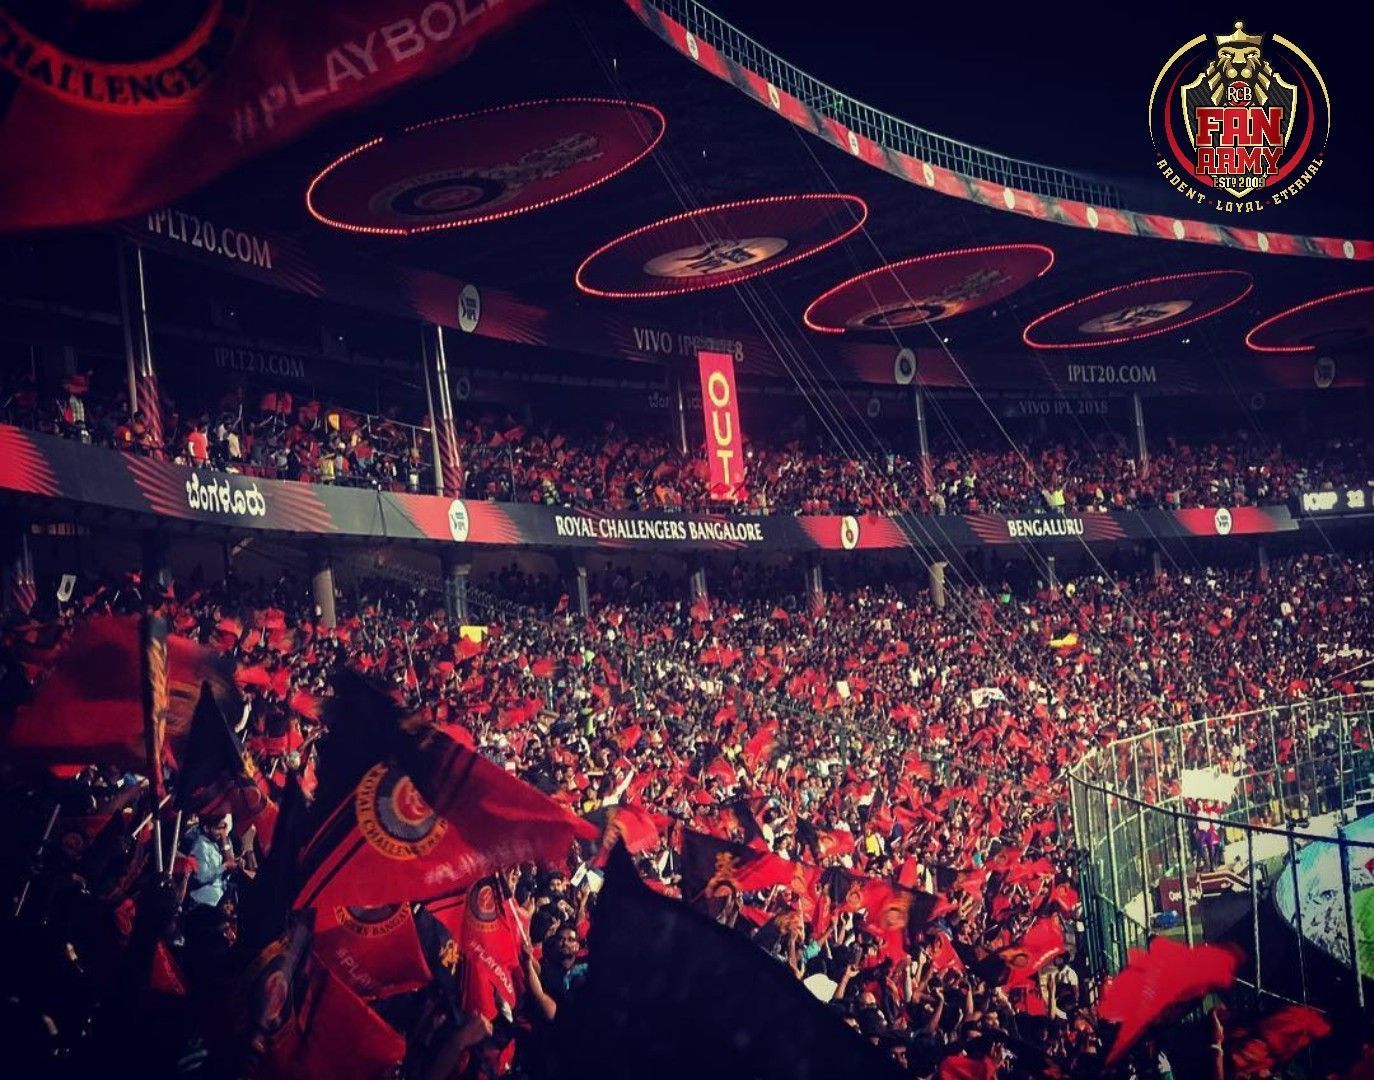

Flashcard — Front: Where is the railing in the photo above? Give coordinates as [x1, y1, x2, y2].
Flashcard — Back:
[1069, 694, 1374, 1016]
[643, 0, 1122, 208]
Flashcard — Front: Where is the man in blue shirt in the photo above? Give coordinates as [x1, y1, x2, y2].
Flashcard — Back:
[184, 814, 238, 909]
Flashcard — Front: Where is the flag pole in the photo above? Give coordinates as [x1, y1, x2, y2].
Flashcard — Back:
[13, 801, 61, 917]
[166, 809, 183, 881]
[140, 571, 170, 874]
[132, 793, 174, 840]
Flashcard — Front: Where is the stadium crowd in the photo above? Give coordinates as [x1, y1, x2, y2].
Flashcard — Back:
[2, 545, 1371, 1077]
[5, 370, 1370, 516]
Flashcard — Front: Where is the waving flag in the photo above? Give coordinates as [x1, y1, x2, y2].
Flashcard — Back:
[179, 683, 278, 851]
[858, 878, 953, 963]
[974, 915, 1067, 990]
[457, 877, 525, 1022]
[314, 902, 432, 1001]
[1099, 938, 1240, 1064]
[402, 730, 599, 878]
[242, 921, 405, 1080]
[587, 803, 662, 857]
[5, 614, 235, 770]
[545, 846, 901, 1080]
[679, 829, 796, 912]
[742, 721, 781, 773]
[1228, 1005, 1331, 1077]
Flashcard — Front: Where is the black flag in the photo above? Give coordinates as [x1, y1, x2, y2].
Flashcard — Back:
[547, 845, 902, 1080]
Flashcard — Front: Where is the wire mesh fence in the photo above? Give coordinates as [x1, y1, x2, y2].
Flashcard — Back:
[1069, 694, 1374, 1017]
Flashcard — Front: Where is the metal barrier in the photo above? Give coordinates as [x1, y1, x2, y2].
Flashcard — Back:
[1069, 694, 1374, 1015]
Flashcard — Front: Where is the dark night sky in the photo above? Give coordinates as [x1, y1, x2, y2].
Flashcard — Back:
[705, 1, 1369, 230]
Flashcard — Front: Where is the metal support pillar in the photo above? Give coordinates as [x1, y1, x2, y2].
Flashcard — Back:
[574, 564, 590, 619]
[669, 366, 690, 456]
[913, 386, 933, 494]
[311, 546, 336, 629]
[141, 530, 171, 597]
[804, 557, 824, 614]
[1131, 392, 1149, 477]
[688, 558, 707, 603]
[928, 560, 948, 610]
[427, 325, 464, 497]
[442, 550, 470, 625]
[2, 523, 35, 616]
[117, 242, 164, 456]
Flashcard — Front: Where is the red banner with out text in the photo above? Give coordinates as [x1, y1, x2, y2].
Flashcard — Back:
[697, 350, 745, 501]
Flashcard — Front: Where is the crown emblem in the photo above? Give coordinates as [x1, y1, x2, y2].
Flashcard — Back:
[1215, 21, 1264, 51]
[1209, 21, 1270, 92]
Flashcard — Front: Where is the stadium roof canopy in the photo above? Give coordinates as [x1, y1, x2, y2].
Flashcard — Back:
[20, 0, 1374, 388]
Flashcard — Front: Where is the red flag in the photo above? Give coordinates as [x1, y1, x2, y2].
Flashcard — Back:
[53, 781, 144, 863]
[458, 878, 525, 1021]
[6, 614, 235, 770]
[148, 940, 187, 997]
[1228, 1005, 1331, 1077]
[590, 803, 661, 857]
[296, 747, 595, 909]
[406, 732, 598, 880]
[214, 616, 243, 650]
[179, 684, 278, 853]
[742, 721, 781, 773]
[0, 0, 543, 231]
[257, 950, 405, 1080]
[703, 755, 736, 787]
[679, 829, 797, 908]
[530, 656, 555, 679]
[939, 1054, 994, 1080]
[295, 763, 460, 910]
[995, 916, 1066, 990]
[858, 878, 950, 963]
[800, 865, 866, 940]
[814, 827, 857, 859]
[288, 690, 323, 722]
[314, 903, 432, 1001]
[1099, 938, 1240, 1064]
[928, 932, 965, 974]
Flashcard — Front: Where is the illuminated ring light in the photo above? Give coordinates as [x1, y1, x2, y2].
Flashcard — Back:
[574, 193, 868, 299]
[802, 243, 1055, 334]
[1022, 270, 1253, 350]
[1244, 286, 1374, 354]
[305, 98, 666, 236]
